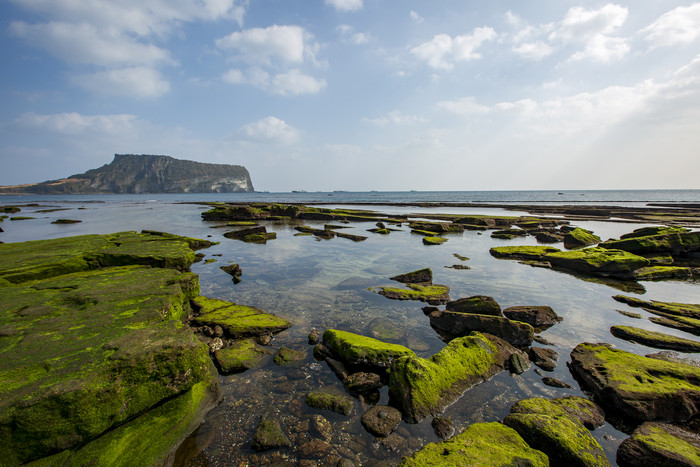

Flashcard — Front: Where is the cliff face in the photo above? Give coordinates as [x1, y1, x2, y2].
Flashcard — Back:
[0, 154, 254, 194]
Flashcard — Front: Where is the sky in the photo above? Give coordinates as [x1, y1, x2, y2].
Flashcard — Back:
[1, 0, 699, 191]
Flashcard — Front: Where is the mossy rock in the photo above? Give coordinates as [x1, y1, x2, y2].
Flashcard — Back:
[600, 230, 700, 255]
[446, 295, 502, 316]
[273, 347, 306, 365]
[610, 325, 700, 353]
[305, 391, 354, 415]
[214, 339, 267, 373]
[509, 396, 605, 429]
[544, 247, 650, 278]
[569, 342, 700, 424]
[51, 219, 82, 224]
[490, 245, 561, 261]
[0, 265, 215, 465]
[631, 266, 692, 280]
[376, 283, 450, 305]
[648, 312, 700, 336]
[322, 329, 415, 370]
[428, 310, 534, 347]
[491, 229, 529, 239]
[251, 412, 291, 451]
[191, 296, 292, 338]
[423, 236, 448, 245]
[564, 227, 601, 249]
[388, 333, 517, 423]
[620, 226, 690, 239]
[390, 268, 432, 284]
[613, 295, 700, 319]
[399, 421, 548, 466]
[617, 422, 700, 467]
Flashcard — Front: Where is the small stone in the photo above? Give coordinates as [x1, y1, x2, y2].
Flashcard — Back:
[213, 325, 224, 337]
[256, 334, 272, 346]
[251, 412, 291, 451]
[208, 337, 223, 352]
[308, 329, 320, 345]
[529, 347, 558, 371]
[542, 377, 573, 389]
[422, 306, 439, 315]
[431, 416, 455, 440]
[361, 405, 402, 438]
[508, 352, 531, 375]
[343, 372, 383, 395]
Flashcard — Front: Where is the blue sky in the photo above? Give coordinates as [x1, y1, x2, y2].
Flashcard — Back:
[1, 0, 699, 191]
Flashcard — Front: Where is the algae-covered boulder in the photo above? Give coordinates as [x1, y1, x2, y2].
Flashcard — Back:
[489, 245, 561, 261]
[388, 333, 517, 423]
[569, 342, 700, 424]
[564, 227, 601, 249]
[321, 329, 415, 370]
[376, 283, 451, 305]
[446, 295, 502, 316]
[191, 296, 292, 338]
[429, 309, 534, 347]
[617, 422, 700, 467]
[399, 422, 548, 466]
[504, 396, 609, 466]
[544, 247, 650, 278]
[599, 229, 700, 256]
[610, 326, 700, 353]
[214, 339, 268, 373]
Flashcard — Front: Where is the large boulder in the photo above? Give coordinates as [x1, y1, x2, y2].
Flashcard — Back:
[504, 396, 609, 467]
[569, 343, 700, 424]
[399, 422, 548, 466]
[429, 310, 534, 347]
[321, 329, 415, 370]
[617, 422, 700, 467]
[388, 333, 517, 423]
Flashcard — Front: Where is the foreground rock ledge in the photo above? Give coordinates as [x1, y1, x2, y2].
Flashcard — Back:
[0, 232, 220, 466]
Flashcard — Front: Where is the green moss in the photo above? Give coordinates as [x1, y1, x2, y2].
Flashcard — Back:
[305, 391, 354, 415]
[214, 339, 267, 373]
[423, 236, 447, 245]
[191, 296, 292, 337]
[399, 422, 548, 466]
[453, 253, 470, 261]
[322, 329, 415, 369]
[564, 227, 601, 248]
[610, 325, 700, 352]
[388, 333, 507, 422]
[490, 245, 560, 260]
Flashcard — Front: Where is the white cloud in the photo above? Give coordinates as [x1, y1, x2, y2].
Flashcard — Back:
[241, 116, 299, 144]
[15, 112, 139, 135]
[437, 97, 490, 115]
[363, 111, 427, 126]
[569, 34, 629, 63]
[410, 11, 424, 24]
[551, 4, 628, 42]
[71, 67, 170, 98]
[271, 69, 326, 96]
[216, 25, 315, 65]
[641, 4, 700, 48]
[324, 0, 363, 12]
[513, 41, 555, 60]
[411, 27, 496, 70]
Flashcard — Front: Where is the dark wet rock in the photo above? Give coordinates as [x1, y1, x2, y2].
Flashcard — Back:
[376, 283, 451, 305]
[256, 334, 273, 346]
[306, 391, 354, 415]
[334, 231, 368, 242]
[529, 346, 558, 371]
[617, 422, 700, 467]
[508, 351, 531, 374]
[252, 412, 291, 451]
[220, 263, 242, 277]
[536, 231, 565, 243]
[361, 405, 402, 437]
[388, 333, 518, 423]
[431, 416, 455, 440]
[445, 264, 471, 270]
[368, 317, 404, 341]
[542, 377, 573, 389]
[322, 329, 415, 370]
[489, 245, 560, 261]
[429, 309, 534, 347]
[299, 439, 333, 459]
[503, 305, 562, 332]
[446, 295, 502, 316]
[504, 396, 609, 466]
[569, 342, 700, 424]
[309, 414, 332, 442]
[544, 247, 650, 278]
[51, 218, 82, 224]
[422, 306, 439, 315]
[344, 372, 383, 395]
[214, 338, 267, 373]
[534, 335, 556, 346]
[616, 309, 643, 319]
[324, 357, 349, 381]
[273, 347, 307, 365]
[399, 422, 548, 466]
[564, 227, 601, 249]
[610, 326, 700, 352]
[308, 329, 320, 345]
[312, 342, 332, 360]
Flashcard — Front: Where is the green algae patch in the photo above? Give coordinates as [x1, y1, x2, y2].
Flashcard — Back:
[376, 283, 450, 305]
[388, 333, 515, 423]
[544, 247, 650, 278]
[191, 296, 292, 338]
[610, 325, 700, 352]
[214, 339, 268, 374]
[0, 265, 215, 465]
[490, 245, 560, 261]
[399, 421, 548, 466]
[322, 329, 415, 370]
[569, 342, 700, 424]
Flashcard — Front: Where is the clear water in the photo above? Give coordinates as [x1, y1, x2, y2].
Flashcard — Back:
[2, 191, 699, 466]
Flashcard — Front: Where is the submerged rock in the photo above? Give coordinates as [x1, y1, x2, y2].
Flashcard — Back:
[251, 412, 291, 451]
[361, 405, 402, 438]
[569, 342, 700, 424]
[343, 372, 383, 395]
[214, 338, 267, 373]
[504, 396, 609, 466]
[430, 416, 455, 440]
[273, 347, 306, 365]
[388, 332, 517, 423]
[617, 422, 700, 467]
[529, 346, 559, 371]
[305, 391, 354, 415]
[399, 422, 548, 466]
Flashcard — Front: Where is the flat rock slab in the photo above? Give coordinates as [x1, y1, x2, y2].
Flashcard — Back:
[617, 422, 700, 467]
[321, 329, 415, 370]
[389, 268, 433, 284]
[490, 245, 561, 261]
[613, 295, 700, 319]
[446, 295, 502, 316]
[544, 247, 650, 278]
[376, 283, 451, 304]
[191, 296, 292, 338]
[569, 342, 700, 424]
[399, 422, 548, 466]
[388, 333, 517, 423]
[610, 325, 700, 353]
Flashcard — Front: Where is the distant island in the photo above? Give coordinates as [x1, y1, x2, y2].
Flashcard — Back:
[0, 154, 254, 194]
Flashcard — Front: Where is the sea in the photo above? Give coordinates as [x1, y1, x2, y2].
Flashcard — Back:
[2, 189, 699, 466]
